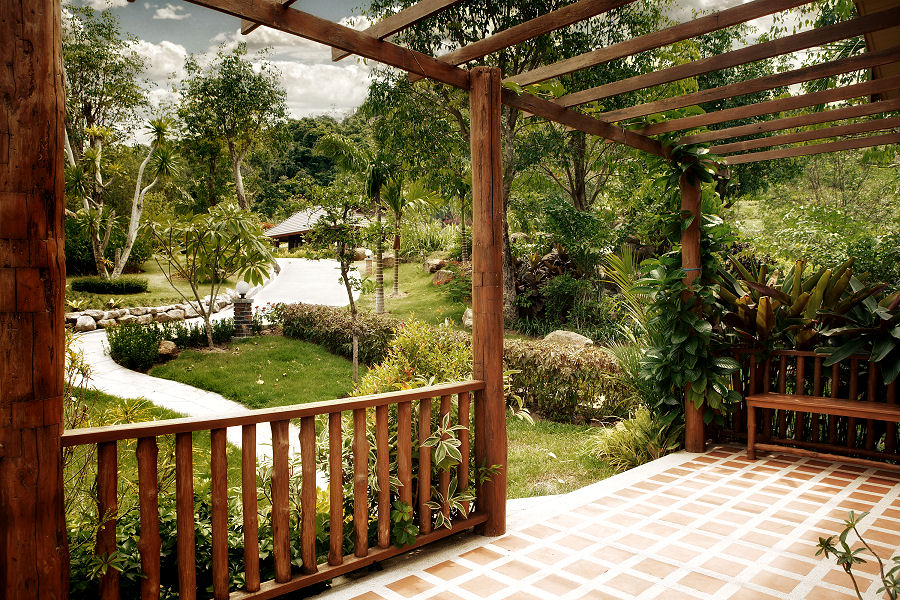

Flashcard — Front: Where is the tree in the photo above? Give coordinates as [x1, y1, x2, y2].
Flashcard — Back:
[310, 183, 369, 381]
[382, 178, 440, 296]
[148, 203, 275, 347]
[177, 43, 287, 210]
[63, 6, 148, 277]
[111, 118, 178, 277]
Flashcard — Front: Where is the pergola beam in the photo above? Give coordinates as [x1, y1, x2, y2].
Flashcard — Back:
[711, 116, 900, 153]
[637, 73, 900, 136]
[508, 0, 814, 88]
[597, 48, 900, 123]
[724, 131, 900, 164]
[556, 6, 900, 108]
[330, 0, 466, 61]
[409, 0, 639, 83]
[241, 0, 296, 35]
[680, 97, 900, 144]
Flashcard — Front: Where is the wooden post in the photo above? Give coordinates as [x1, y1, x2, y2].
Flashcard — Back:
[0, 1, 69, 598]
[470, 67, 507, 536]
[680, 172, 706, 453]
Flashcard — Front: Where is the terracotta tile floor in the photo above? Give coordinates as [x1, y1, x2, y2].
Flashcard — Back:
[341, 446, 900, 600]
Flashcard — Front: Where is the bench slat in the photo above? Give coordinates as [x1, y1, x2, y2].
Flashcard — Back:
[746, 393, 900, 422]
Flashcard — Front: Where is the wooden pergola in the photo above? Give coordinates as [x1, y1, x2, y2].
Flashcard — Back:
[1, 0, 898, 597]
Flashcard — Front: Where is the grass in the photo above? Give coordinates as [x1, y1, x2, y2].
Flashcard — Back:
[357, 261, 468, 327]
[507, 417, 615, 499]
[65, 258, 237, 311]
[149, 336, 359, 409]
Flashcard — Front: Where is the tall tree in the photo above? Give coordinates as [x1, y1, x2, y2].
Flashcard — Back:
[382, 178, 440, 296]
[177, 44, 287, 210]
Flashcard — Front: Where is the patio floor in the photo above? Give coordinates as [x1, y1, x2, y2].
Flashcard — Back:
[327, 445, 900, 600]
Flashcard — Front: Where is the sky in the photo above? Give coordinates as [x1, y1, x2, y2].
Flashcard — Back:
[68, 0, 800, 132]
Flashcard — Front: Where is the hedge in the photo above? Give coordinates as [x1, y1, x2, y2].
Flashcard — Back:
[71, 275, 149, 295]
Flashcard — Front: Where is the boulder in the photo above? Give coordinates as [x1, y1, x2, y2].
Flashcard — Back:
[103, 309, 122, 320]
[130, 307, 148, 317]
[354, 247, 368, 261]
[73, 315, 97, 332]
[381, 253, 395, 268]
[96, 319, 117, 329]
[117, 314, 137, 325]
[510, 232, 531, 243]
[135, 314, 154, 324]
[154, 312, 175, 323]
[543, 329, 594, 348]
[158, 340, 179, 360]
[463, 307, 473, 329]
[165, 309, 186, 321]
[183, 304, 199, 318]
[82, 309, 105, 320]
[65, 312, 81, 324]
[424, 258, 446, 274]
[432, 269, 453, 285]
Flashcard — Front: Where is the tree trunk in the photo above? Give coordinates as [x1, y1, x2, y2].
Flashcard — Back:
[569, 131, 588, 211]
[341, 259, 359, 382]
[208, 154, 218, 207]
[459, 198, 468, 263]
[500, 106, 519, 324]
[374, 198, 384, 314]
[112, 143, 158, 278]
[393, 214, 401, 297]
[230, 144, 248, 210]
[0, 1, 70, 597]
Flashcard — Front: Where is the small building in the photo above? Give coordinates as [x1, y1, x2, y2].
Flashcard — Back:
[265, 208, 329, 249]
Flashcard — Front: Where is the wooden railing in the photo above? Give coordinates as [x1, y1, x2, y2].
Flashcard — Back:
[727, 349, 898, 461]
[62, 380, 487, 600]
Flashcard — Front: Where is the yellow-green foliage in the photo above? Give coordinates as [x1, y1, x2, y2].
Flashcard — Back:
[584, 407, 684, 473]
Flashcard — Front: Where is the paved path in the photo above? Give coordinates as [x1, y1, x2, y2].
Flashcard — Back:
[73, 258, 358, 459]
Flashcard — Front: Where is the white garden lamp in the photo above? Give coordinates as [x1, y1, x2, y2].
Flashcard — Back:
[235, 280, 251, 298]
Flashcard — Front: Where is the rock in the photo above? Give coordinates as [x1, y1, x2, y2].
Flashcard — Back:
[165, 309, 186, 321]
[154, 312, 175, 323]
[135, 314, 153, 324]
[103, 309, 122, 320]
[381, 253, 395, 268]
[543, 330, 594, 348]
[74, 315, 97, 332]
[510, 232, 531, 243]
[130, 307, 148, 316]
[354, 247, 368, 261]
[183, 304, 199, 318]
[424, 258, 446, 274]
[96, 319, 117, 329]
[117, 314, 137, 325]
[158, 340, 179, 360]
[65, 312, 81, 324]
[432, 269, 453, 285]
[463, 307, 473, 329]
[82, 309, 105, 320]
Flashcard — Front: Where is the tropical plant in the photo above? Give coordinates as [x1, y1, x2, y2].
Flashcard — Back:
[817, 511, 900, 600]
[584, 407, 685, 473]
[382, 178, 440, 296]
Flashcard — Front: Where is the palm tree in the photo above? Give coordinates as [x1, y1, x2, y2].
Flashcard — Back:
[314, 134, 392, 313]
[382, 178, 440, 296]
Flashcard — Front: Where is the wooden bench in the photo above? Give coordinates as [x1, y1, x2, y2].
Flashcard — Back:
[746, 392, 900, 471]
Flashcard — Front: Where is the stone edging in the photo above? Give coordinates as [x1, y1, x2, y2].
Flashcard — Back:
[65, 294, 234, 332]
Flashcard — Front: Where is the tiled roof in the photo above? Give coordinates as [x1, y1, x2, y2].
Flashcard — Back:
[265, 208, 329, 238]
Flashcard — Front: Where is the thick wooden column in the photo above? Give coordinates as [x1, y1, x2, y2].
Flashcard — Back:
[470, 67, 506, 535]
[0, 1, 69, 598]
[680, 172, 706, 453]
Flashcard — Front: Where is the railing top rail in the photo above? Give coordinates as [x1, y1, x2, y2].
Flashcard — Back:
[731, 348, 871, 360]
[62, 380, 485, 447]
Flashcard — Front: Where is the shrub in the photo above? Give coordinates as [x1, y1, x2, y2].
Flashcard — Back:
[106, 321, 163, 372]
[275, 303, 399, 365]
[504, 338, 631, 424]
[400, 221, 454, 258]
[158, 319, 234, 348]
[65, 217, 152, 276]
[437, 262, 472, 304]
[354, 320, 472, 395]
[584, 407, 684, 472]
[71, 275, 149, 295]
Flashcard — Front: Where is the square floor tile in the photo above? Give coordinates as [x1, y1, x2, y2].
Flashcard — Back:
[458, 575, 507, 598]
[387, 575, 434, 598]
[425, 560, 471, 581]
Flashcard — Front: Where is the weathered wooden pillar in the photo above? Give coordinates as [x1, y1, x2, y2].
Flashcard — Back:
[680, 172, 705, 453]
[470, 67, 506, 535]
[0, 1, 69, 598]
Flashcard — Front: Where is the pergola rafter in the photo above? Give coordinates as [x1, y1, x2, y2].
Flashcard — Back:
[710, 115, 900, 154]
[724, 130, 900, 163]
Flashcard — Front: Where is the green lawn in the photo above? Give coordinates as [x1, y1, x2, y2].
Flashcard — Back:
[149, 336, 359, 409]
[357, 261, 468, 327]
[66, 258, 237, 310]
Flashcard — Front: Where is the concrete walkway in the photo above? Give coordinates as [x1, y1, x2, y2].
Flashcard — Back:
[72, 258, 359, 459]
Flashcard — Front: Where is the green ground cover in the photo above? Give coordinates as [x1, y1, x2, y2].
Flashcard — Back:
[357, 262, 467, 327]
[66, 259, 237, 310]
[149, 336, 359, 409]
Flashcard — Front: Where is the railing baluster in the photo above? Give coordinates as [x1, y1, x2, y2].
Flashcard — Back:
[136, 437, 161, 600]
[375, 405, 390, 549]
[777, 355, 788, 438]
[300, 416, 318, 573]
[811, 356, 823, 442]
[97, 441, 119, 600]
[328, 412, 343, 566]
[271, 420, 291, 583]
[829, 363, 840, 444]
[866, 361, 878, 450]
[887, 381, 897, 454]
[174, 433, 196, 600]
[397, 401, 413, 508]
[439, 395, 452, 520]
[418, 397, 432, 534]
[762, 358, 772, 439]
[353, 408, 369, 557]
[848, 358, 859, 448]
[241, 425, 260, 592]
[794, 356, 806, 441]
[211, 428, 229, 600]
[458, 391, 471, 516]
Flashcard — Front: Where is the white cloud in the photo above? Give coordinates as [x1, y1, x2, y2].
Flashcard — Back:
[153, 4, 191, 21]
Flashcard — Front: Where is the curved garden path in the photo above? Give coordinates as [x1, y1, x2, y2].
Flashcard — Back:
[72, 258, 359, 458]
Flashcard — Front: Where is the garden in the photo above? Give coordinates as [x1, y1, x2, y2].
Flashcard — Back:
[45, 1, 900, 599]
